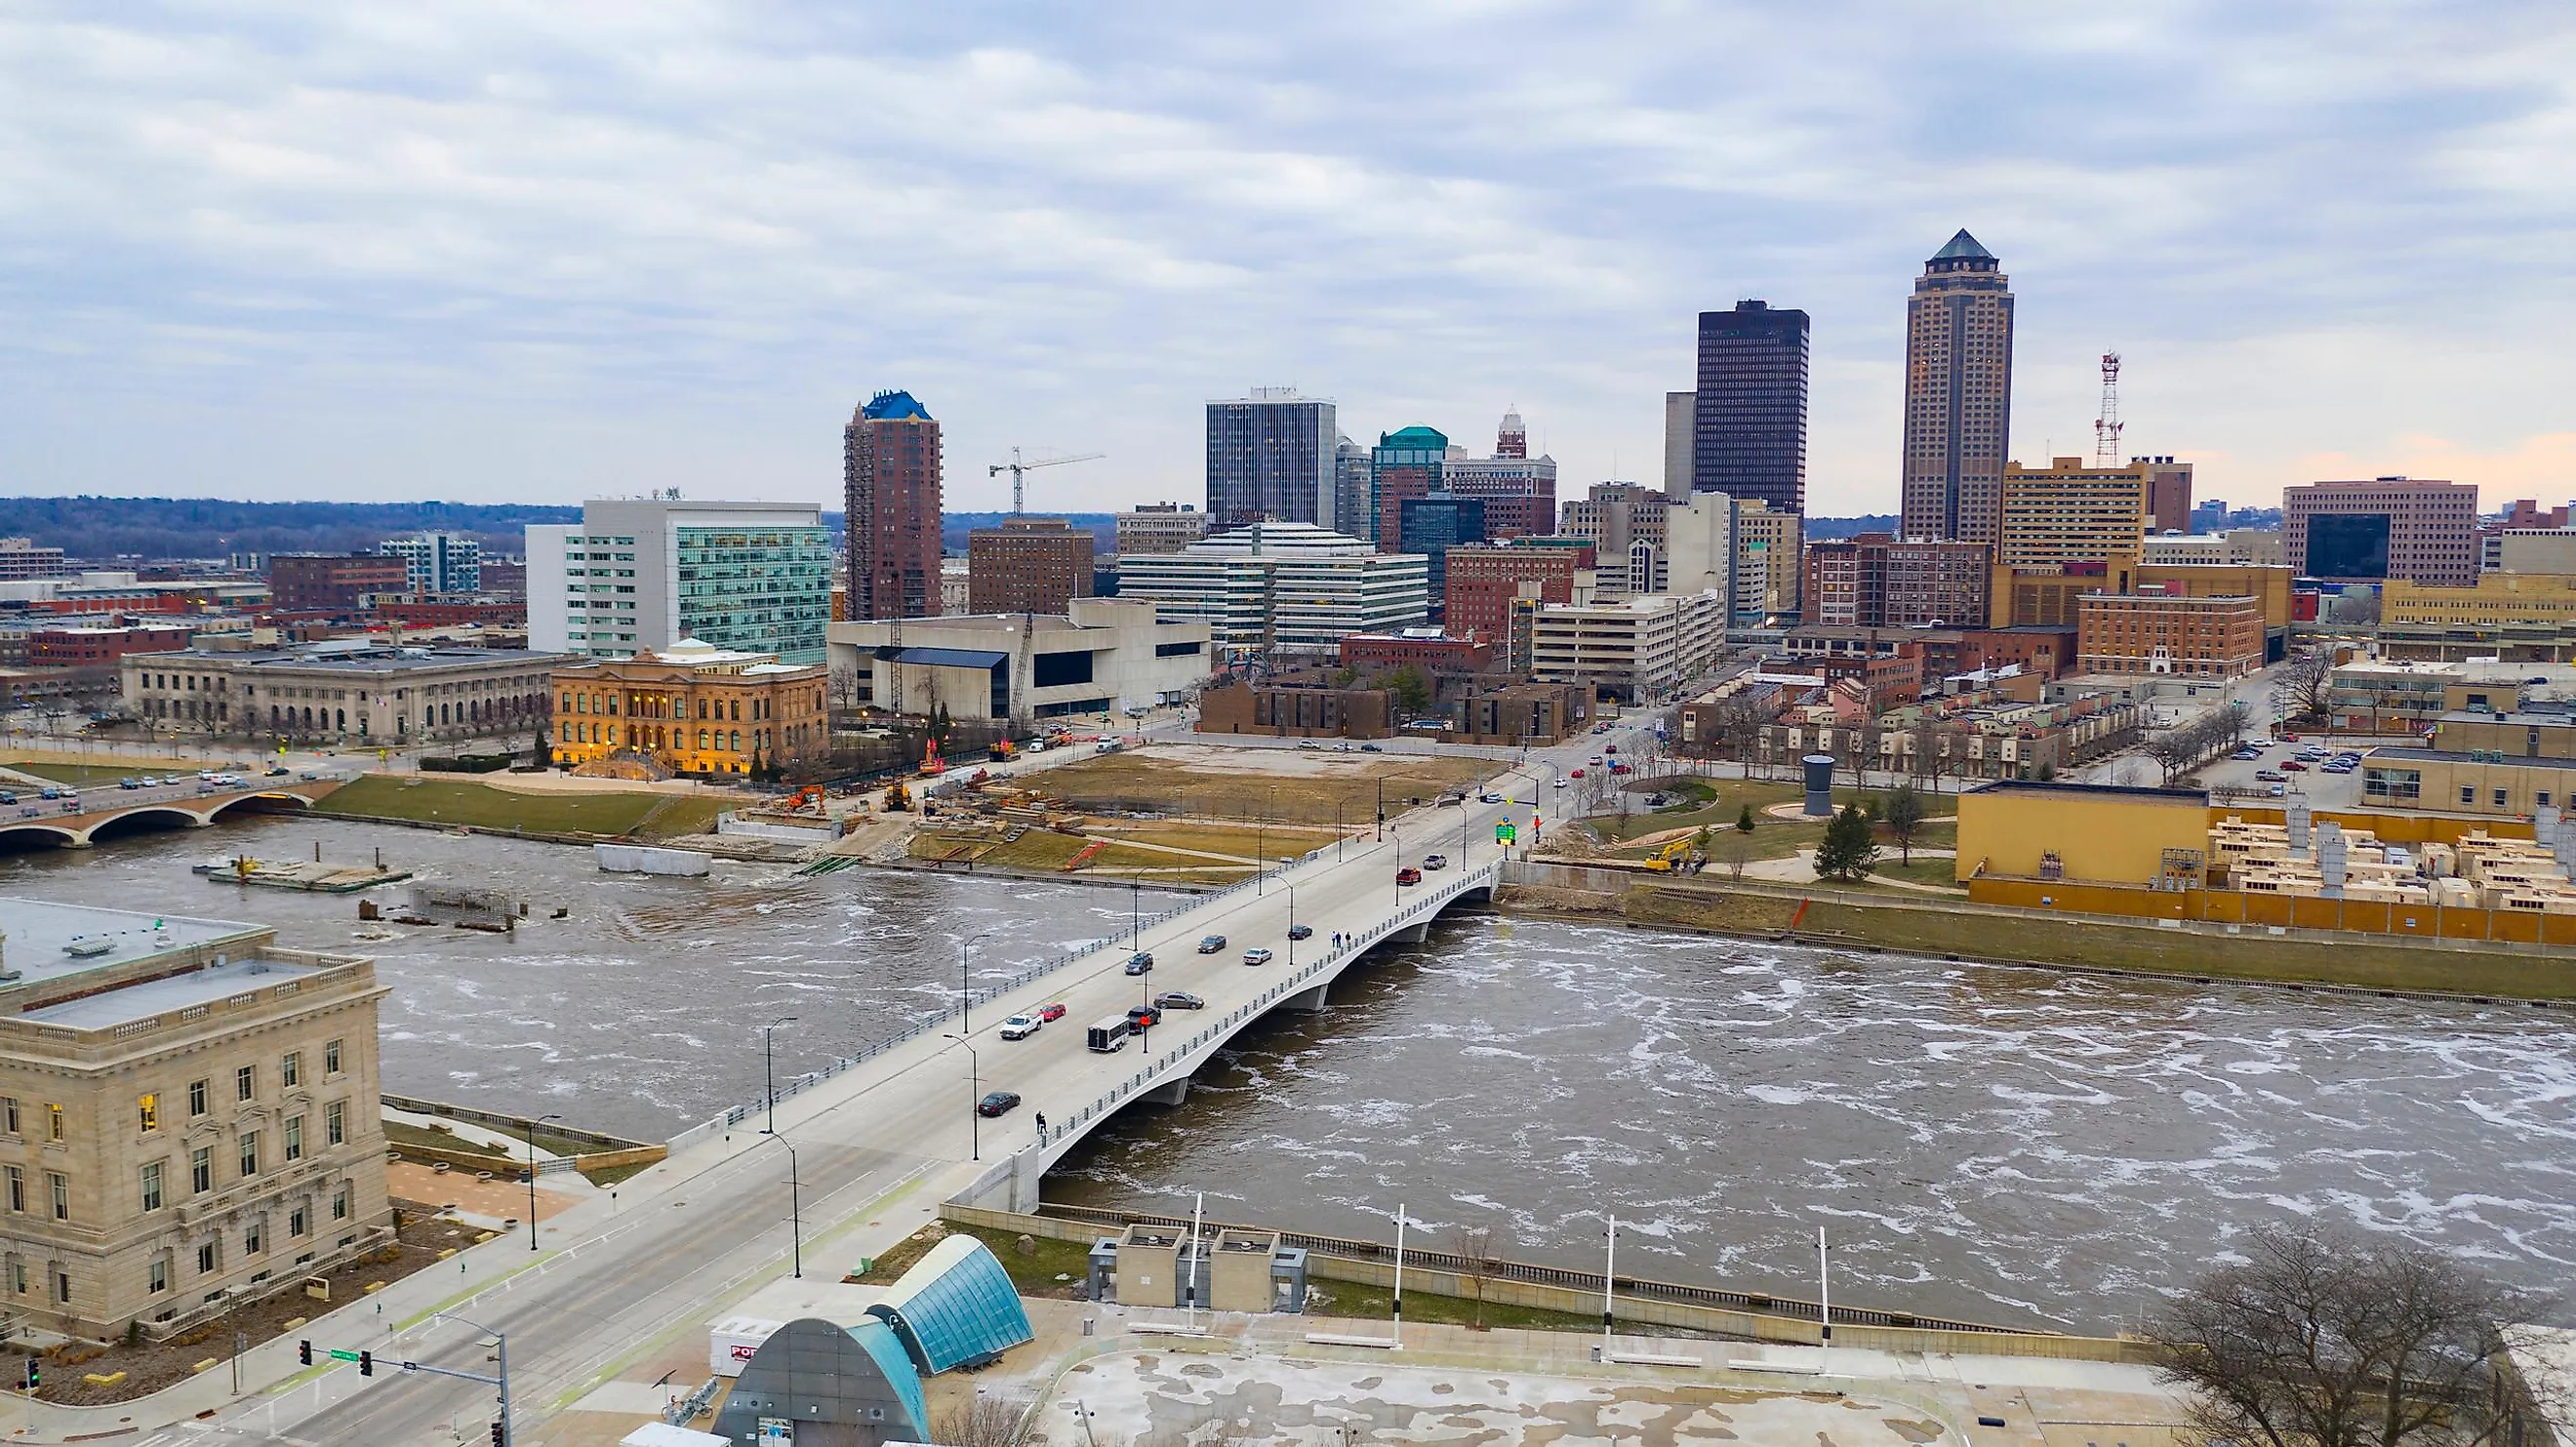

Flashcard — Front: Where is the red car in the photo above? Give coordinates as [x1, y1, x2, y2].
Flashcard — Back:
[1608, 763, 1631, 775]
[1604, 744, 1619, 754]
[1037, 1002, 1067, 1022]
[1396, 866, 1423, 886]
[1569, 768, 1586, 779]
[2281, 760, 2308, 772]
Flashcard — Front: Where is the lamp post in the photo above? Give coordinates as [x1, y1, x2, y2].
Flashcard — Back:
[1286, 886, 1296, 969]
[1601, 1213, 1618, 1352]
[761, 1017, 798, 1135]
[526, 1113, 561, 1251]
[1336, 800, 1345, 862]
[1816, 1226, 1831, 1359]
[943, 1034, 980, 1161]
[1372, 1203, 1423, 1349]
[959, 931, 992, 1035]
[762, 1133, 803, 1278]
[1376, 777, 1386, 839]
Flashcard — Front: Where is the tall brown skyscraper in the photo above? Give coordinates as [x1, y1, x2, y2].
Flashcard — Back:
[1900, 231, 2015, 543]
[843, 389, 943, 619]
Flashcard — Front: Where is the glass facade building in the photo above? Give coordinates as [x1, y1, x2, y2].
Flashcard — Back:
[713, 1316, 927, 1446]
[674, 524, 833, 663]
[1206, 388, 1337, 530]
[866, 1235, 1034, 1376]
[1692, 300, 1810, 512]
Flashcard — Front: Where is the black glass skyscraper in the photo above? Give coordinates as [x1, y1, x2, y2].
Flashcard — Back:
[1691, 300, 1810, 512]
[1205, 388, 1336, 529]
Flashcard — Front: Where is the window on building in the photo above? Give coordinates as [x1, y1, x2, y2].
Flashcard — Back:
[197, 1242, 218, 1274]
[280, 1053, 300, 1088]
[189, 1079, 208, 1116]
[192, 1147, 212, 1194]
[325, 1102, 345, 1147]
[4, 1166, 20, 1213]
[284, 1117, 302, 1163]
[6, 1262, 20, 1295]
[49, 1173, 67, 1222]
[332, 1186, 349, 1222]
[2462, 785, 2477, 805]
[2495, 787, 2510, 807]
[236, 1065, 255, 1102]
[141, 1161, 163, 1212]
[325, 1039, 342, 1076]
[46, 1105, 61, 1142]
[1, 1098, 16, 1136]
[52, 1271, 68, 1306]
[244, 1222, 262, 1256]
[138, 1093, 158, 1134]
[238, 1132, 259, 1179]
[148, 1257, 168, 1294]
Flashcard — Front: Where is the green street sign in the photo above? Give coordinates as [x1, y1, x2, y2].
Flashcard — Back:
[1496, 823, 1516, 843]
[328, 1349, 361, 1363]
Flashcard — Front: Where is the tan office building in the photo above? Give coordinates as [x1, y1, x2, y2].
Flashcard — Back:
[0, 902, 391, 1340]
[552, 640, 826, 776]
[1998, 457, 2150, 569]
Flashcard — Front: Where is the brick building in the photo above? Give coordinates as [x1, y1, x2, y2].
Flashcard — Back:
[26, 621, 195, 667]
[267, 554, 410, 615]
[1804, 534, 1991, 628]
[1194, 673, 1393, 740]
[967, 518, 1096, 615]
[2282, 477, 2478, 586]
[1339, 633, 1495, 674]
[2075, 593, 2266, 677]
[843, 389, 944, 619]
[1442, 543, 1595, 649]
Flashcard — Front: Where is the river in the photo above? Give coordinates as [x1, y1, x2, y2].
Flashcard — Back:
[6, 815, 2569, 1332]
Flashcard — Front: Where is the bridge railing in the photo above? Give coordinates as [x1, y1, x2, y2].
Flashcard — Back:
[673, 838, 1441, 1147]
[1033, 864, 1498, 1152]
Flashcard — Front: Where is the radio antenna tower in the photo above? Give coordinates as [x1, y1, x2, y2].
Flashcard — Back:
[2093, 351, 2124, 464]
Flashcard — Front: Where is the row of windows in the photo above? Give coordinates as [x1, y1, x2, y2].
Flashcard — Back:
[23, 1186, 356, 1308]
[10, 1104, 348, 1224]
[7, 1043, 343, 1149]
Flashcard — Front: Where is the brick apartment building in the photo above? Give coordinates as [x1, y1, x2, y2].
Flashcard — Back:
[2076, 593, 2266, 677]
[267, 554, 410, 616]
[1804, 535, 1991, 627]
[966, 517, 1095, 615]
[1442, 543, 1595, 647]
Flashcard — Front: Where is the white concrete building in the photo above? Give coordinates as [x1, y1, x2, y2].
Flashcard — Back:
[2139, 529, 2287, 567]
[1664, 492, 1738, 611]
[378, 532, 481, 594]
[1115, 522, 1428, 659]
[1113, 504, 1208, 556]
[1530, 590, 1730, 703]
[524, 500, 832, 663]
[825, 598, 1211, 724]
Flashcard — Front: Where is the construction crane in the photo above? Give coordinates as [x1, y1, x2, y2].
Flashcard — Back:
[988, 447, 1105, 514]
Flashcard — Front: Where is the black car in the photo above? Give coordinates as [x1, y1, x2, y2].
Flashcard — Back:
[1125, 1005, 1161, 1030]
[1287, 924, 1312, 941]
[1154, 991, 1204, 1011]
[1124, 952, 1153, 976]
[976, 1091, 1022, 1118]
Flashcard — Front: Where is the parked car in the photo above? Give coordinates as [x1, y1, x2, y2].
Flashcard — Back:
[1242, 946, 1274, 966]
[1423, 854, 1448, 870]
[2230, 748, 2263, 761]
[1287, 924, 1312, 941]
[1358, 743, 1384, 753]
[976, 1091, 1023, 1118]
[998, 1013, 1043, 1040]
[1196, 934, 1228, 953]
[1154, 991, 1204, 1011]
[1037, 1002, 1067, 1022]
[1124, 952, 1154, 976]
[2281, 760, 2308, 772]
[1395, 866, 1423, 886]
[2255, 769, 2285, 782]
[1608, 763, 1631, 775]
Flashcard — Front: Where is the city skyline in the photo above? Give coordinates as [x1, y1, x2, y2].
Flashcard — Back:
[2, 6, 2571, 516]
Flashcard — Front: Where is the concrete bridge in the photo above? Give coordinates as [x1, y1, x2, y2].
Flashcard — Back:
[0, 773, 345, 849]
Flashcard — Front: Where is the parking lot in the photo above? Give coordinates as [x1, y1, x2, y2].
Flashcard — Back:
[2192, 736, 2381, 810]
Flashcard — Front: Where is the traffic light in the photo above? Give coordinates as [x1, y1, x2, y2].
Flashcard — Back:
[298, 1340, 312, 1367]
[22, 1355, 36, 1390]
[357, 1349, 373, 1378]
[490, 1420, 507, 1447]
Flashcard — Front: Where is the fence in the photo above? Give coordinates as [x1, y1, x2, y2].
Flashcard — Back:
[665, 838, 1443, 1152]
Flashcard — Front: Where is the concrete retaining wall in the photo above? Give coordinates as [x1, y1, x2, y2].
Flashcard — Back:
[594, 843, 712, 876]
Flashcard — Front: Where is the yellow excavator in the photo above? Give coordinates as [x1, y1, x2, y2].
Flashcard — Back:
[1638, 835, 1701, 872]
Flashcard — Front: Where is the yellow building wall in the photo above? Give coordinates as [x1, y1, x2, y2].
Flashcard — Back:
[2135, 564, 2293, 633]
[2384, 574, 2576, 626]
[1954, 785, 2214, 884]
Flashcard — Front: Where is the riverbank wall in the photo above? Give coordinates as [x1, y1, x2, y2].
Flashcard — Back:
[1499, 863, 2576, 1003]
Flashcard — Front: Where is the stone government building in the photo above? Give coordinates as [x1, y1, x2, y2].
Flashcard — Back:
[0, 902, 391, 1341]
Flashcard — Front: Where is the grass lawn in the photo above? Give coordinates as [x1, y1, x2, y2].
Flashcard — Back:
[1039, 752, 1490, 827]
[855, 1224, 1098, 1300]
[316, 775, 674, 835]
[1087, 820, 1342, 862]
[911, 825, 1260, 885]
[1591, 784, 1956, 864]
[1859, 855, 1968, 889]
[383, 1120, 507, 1157]
[632, 794, 728, 839]
[5, 759, 205, 787]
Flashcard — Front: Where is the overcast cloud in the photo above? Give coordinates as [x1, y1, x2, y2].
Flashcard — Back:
[1, 1, 2570, 517]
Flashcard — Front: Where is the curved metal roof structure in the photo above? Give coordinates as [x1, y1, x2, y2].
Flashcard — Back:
[865, 1235, 1033, 1376]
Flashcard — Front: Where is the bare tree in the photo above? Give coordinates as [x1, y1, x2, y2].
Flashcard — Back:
[2274, 646, 2338, 725]
[1720, 830, 1751, 882]
[2328, 590, 2383, 626]
[932, 1391, 1033, 1447]
[1456, 1223, 1498, 1330]
[2149, 1226, 2562, 1447]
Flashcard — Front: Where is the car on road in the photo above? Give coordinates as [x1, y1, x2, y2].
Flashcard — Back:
[1124, 952, 1154, 976]
[976, 1091, 1022, 1118]
[1568, 768, 1585, 779]
[118, 778, 141, 790]
[1242, 946, 1274, 966]
[1335, 742, 1356, 752]
[1423, 854, 1448, 870]
[998, 1013, 1043, 1040]
[1196, 934, 1228, 953]
[1287, 924, 1312, 941]
[1604, 744, 1619, 753]
[1608, 763, 1631, 775]
[1297, 741, 1320, 750]
[265, 765, 290, 776]
[2255, 769, 2285, 782]
[1477, 792, 1504, 804]
[1358, 743, 1384, 752]
[1552, 777, 1569, 789]
[1125, 1004, 1160, 1029]
[37, 787, 60, 800]
[1437, 791, 1465, 806]
[1154, 991, 1204, 1011]
[1588, 756, 1604, 766]
[1037, 1001, 1067, 1022]
[1395, 866, 1423, 886]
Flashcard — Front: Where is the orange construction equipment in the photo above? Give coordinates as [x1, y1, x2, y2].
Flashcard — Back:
[920, 738, 947, 777]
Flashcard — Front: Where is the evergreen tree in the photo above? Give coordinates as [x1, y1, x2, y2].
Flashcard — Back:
[1813, 802, 1879, 881]
[1736, 803, 1756, 834]
[1882, 781, 1927, 863]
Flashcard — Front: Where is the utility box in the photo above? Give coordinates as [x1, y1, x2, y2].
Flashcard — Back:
[1117, 1224, 1182, 1306]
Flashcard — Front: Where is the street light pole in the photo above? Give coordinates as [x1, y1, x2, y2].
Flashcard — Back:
[1602, 1213, 1618, 1352]
[959, 931, 992, 1035]
[944, 1034, 980, 1161]
[526, 1112, 561, 1251]
[761, 1016, 798, 1136]
[761, 1133, 803, 1278]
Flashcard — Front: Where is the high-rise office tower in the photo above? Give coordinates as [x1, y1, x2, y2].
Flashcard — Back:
[1662, 391, 1695, 498]
[1900, 231, 2016, 544]
[1206, 387, 1336, 528]
[1691, 301, 1809, 511]
[527, 500, 832, 663]
[1372, 426, 1448, 553]
[844, 389, 944, 620]
[1333, 436, 1374, 543]
[1442, 411, 1557, 539]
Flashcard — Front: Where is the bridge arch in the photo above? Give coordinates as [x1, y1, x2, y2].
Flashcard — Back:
[206, 790, 318, 824]
[84, 805, 210, 844]
[0, 822, 80, 853]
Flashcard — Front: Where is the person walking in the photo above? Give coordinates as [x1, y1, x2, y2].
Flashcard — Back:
[1034, 1111, 1048, 1137]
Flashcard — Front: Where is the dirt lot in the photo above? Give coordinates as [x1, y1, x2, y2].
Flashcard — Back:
[1034, 746, 1492, 826]
[34, 1201, 475, 1406]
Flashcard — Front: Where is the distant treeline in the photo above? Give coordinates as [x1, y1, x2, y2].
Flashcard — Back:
[937, 512, 1119, 554]
[0, 497, 582, 562]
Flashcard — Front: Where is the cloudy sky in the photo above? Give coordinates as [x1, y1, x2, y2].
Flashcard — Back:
[2, 2, 2570, 518]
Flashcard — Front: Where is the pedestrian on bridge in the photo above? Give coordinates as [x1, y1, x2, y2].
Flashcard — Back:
[1034, 1111, 1047, 1137]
